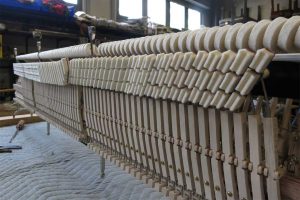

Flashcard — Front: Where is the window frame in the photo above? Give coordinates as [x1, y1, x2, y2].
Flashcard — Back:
[117, 0, 204, 29]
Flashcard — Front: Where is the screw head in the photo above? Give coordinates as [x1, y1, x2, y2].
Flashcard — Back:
[204, 180, 209, 186]
[215, 186, 220, 191]
[227, 191, 233, 197]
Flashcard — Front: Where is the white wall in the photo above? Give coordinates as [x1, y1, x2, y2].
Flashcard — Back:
[83, 0, 116, 20]
[235, 0, 299, 20]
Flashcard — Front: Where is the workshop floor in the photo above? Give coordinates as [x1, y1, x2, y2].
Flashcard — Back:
[0, 122, 169, 200]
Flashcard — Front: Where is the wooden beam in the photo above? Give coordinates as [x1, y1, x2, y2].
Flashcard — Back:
[0, 89, 15, 93]
[0, 115, 43, 127]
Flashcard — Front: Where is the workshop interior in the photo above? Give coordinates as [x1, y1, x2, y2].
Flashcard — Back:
[0, 0, 300, 199]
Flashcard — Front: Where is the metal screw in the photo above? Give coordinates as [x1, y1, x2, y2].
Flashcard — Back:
[215, 186, 220, 191]
[227, 191, 233, 197]
[204, 180, 209, 186]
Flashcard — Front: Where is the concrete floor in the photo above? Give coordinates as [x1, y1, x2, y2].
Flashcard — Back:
[0, 122, 169, 200]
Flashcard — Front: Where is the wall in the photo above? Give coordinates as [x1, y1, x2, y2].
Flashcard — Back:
[234, 0, 299, 20]
[82, 0, 116, 20]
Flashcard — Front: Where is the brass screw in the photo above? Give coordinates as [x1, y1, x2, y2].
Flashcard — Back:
[215, 186, 220, 191]
[204, 181, 209, 186]
[161, 161, 165, 165]
[227, 191, 232, 197]
[195, 176, 199, 181]
[177, 168, 181, 173]
[154, 158, 158, 162]
[169, 165, 173, 169]
[185, 172, 190, 177]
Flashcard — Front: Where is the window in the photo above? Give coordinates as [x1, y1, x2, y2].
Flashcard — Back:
[148, 0, 166, 25]
[119, 0, 142, 19]
[64, 0, 77, 4]
[188, 8, 201, 30]
[170, 2, 185, 30]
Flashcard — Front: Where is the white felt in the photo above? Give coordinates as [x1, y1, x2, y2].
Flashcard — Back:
[139, 37, 147, 55]
[199, 90, 211, 106]
[204, 26, 219, 51]
[214, 25, 230, 52]
[162, 34, 172, 53]
[216, 50, 236, 73]
[224, 92, 242, 110]
[210, 90, 223, 107]
[195, 70, 212, 90]
[235, 70, 260, 96]
[178, 31, 191, 52]
[134, 39, 141, 55]
[225, 23, 243, 52]
[186, 30, 198, 52]
[207, 71, 225, 93]
[216, 91, 230, 109]
[192, 51, 208, 70]
[229, 93, 245, 111]
[203, 50, 222, 72]
[181, 52, 196, 70]
[230, 49, 254, 75]
[278, 16, 300, 53]
[129, 39, 136, 55]
[194, 28, 208, 51]
[219, 72, 240, 94]
[156, 35, 165, 53]
[294, 27, 300, 49]
[144, 36, 153, 54]
[249, 48, 274, 73]
[236, 21, 256, 50]
[170, 33, 181, 53]
[248, 20, 271, 51]
[150, 35, 160, 54]
[172, 52, 184, 70]
[263, 17, 287, 52]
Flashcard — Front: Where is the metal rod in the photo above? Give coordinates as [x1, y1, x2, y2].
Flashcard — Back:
[47, 122, 50, 136]
[260, 78, 271, 117]
[100, 156, 105, 177]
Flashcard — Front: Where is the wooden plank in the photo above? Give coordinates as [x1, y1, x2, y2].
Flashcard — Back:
[208, 109, 226, 200]
[179, 103, 194, 191]
[162, 100, 177, 183]
[248, 114, 265, 200]
[233, 112, 251, 200]
[263, 117, 281, 200]
[197, 107, 215, 200]
[220, 111, 239, 200]
[136, 96, 149, 168]
[131, 95, 142, 164]
[111, 91, 121, 153]
[170, 102, 186, 187]
[142, 97, 155, 171]
[0, 115, 43, 127]
[125, 94, 136, 161]
[115, 93, 125, 155]
[148, 98, 161, 174]
[187, 104, 205, 197]
[155, 99, 169, 178]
